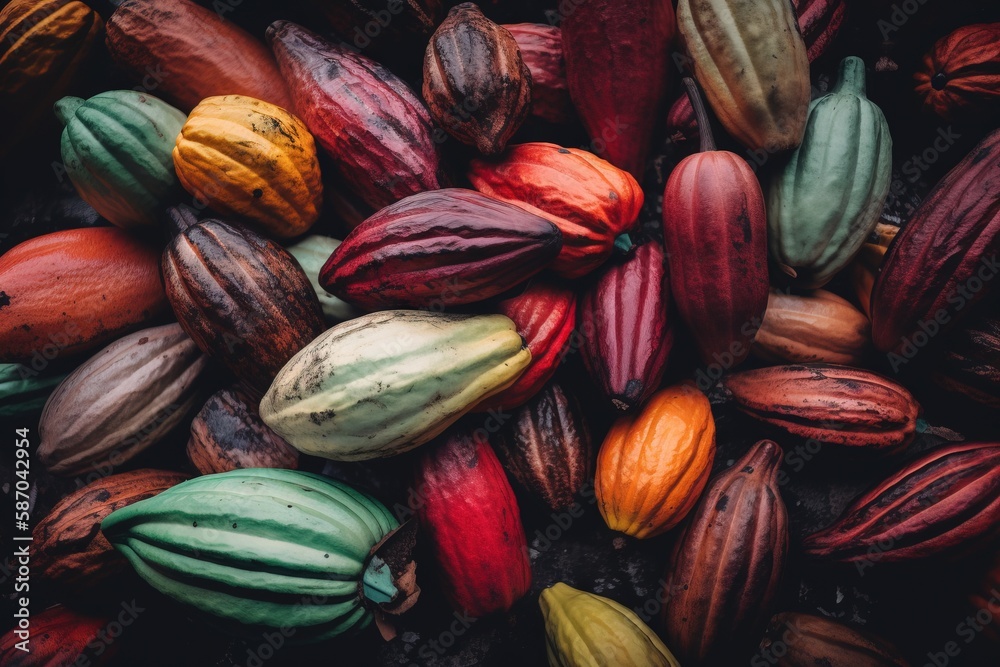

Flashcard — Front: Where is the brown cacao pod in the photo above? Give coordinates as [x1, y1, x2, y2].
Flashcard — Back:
[720, 364, 919, 451]
[803, 442, 1000, 563]
[492, 381, 593, 511]
[504, 23, 570, 124]
[758, 612, 910, 667]
[753, 289, 870, 366]
[423, 3, 531, 155]
[932, 307, 1000, 408]
[187, 387, 299, 474]
[0, 605, 116, 667]
[663, 440, 788, 665]
[33, 469, 188, 591]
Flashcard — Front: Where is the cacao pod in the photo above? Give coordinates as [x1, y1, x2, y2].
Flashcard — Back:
[969, 550, 1000, 645]
[663, 440, 789, 665]
[915, 23, 1000, 120]
[504, 23, 571, 124]
[0, 364, 68, 418]
[0, 605, 115, 667]
[285, 235, 363, 325]
[318, 0, 440, 60]
[754, 289, 870, 366]
[720, 364, 920, 450]
[932, 308, 1000, 408]
[595, 384, 716, 539]
[758, 612, 910, 667]
[850, 223, 898, 319]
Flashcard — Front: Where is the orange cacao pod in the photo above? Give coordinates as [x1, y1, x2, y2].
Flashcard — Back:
[753, 289, 870, 366]
[915, 23, 1000, 120]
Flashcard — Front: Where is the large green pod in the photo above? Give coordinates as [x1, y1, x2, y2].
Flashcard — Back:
[55, 90, 186, 228]
[767, 56, 892, 288]
[101, 469, 402, 642]
[0, 364, 69, 418]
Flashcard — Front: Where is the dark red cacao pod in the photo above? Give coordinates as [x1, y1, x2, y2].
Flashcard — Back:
[492, 381, 593, 511]
[758, 612, 910, 667]
[268, 21, 446, 212]
[663, 440, 789, 665]
[504, 23, 571, 124]
[871, 129, 1000, 355]
[720, 364, 920, 451]
[318, 0, 441, 59]
[187, 387, 299, 474]
[932, 307, 1000, 409]
[415, 427, 532, 617]
[562, 0, 675, 178]
[915, 23, 1000, 121]
[803, 442, 1000, 563]
[320, 188, 561, 310]
[423, 3, 531, 155]
[969, 550, 1000, 645]
[162, 218, 326, 399]
[0, 606, 116, 667]
[474, 281, 576, 412]
[578, 243, 673, 413]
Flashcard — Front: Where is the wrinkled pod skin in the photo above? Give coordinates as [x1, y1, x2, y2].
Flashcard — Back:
[504, 23, 571, 124]
[753, 288, 871, 366]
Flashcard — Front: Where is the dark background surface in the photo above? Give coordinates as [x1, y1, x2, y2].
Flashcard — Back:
[3, 0, 1000, 665]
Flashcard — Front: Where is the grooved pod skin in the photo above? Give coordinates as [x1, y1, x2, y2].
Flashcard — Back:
[474, 281, 576, 412]
[38, 323, 208, 475]
[540, 582, 681, 667]
[850, 223, 898, 319]
[915, 23, 1000, 120]
[803, 442, 1000, 563]
[162, 218, 326, 399]
[493, 382, 593, 511]
[0, 0, 101, 157]
[663, 440, 789, 666]
[759, 612, 910, 667]
[33, 469, 189, 592]
[0, 228, 168, 363]
[677, 0, 810, 153]
[187, 388, 299, 475]
[260, 311, 531, 461]
[871, 129, 1000, 354]
[932, 309, 1000, 408]
[105, 0, 291, 113]
[0, 606, 116, 667]
[768, 57, 892, 288]
[55, 90, 186, 229]
[579, 243, 673, 412]
[596, 384, 716, 539]
[415, 429, 531, 617]
[267, 21, 446, 212]
[0, 364, 68, 417]
[320, 188, 562, 311]
[101, 469, 400, 642]
[562, 0, 675, 178]
[423, 3, 531, 155]
[754, 289, 870, 366]
[721, 364, 920, 450]
[285, 235, 363, 325]
[173, 95, 322, 239]
[467, 142, 644, 278]
[504, 24, 570, 124]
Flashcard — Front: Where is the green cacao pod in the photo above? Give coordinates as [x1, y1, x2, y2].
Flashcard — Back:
[260, 310, 530, 461]
[768, 57, 892, 288]
[54, 91, 186, 229]
[284, 235, 363, 325]
[101, 468, 409, 642]
[0, 364, 68, 418]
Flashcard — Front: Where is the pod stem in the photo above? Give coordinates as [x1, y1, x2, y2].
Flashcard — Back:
[683, 77, 716, 153]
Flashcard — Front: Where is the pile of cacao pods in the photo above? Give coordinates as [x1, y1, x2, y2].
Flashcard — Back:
[2, 0, 1000, 665]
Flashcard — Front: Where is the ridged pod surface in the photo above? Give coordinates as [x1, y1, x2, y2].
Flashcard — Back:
[932, 309, 1000, 408]
[663, 440, 789, 665]
[720, 364, 919, 450]
[268, 21, 446, 212]
[759, 612, 910, 667]
[0, 365, 68, 418]
[260, 311, 530, 461]
[504, 24, 570, 124]
[595, 384, 716, 539]
[0, 606, 115, 667]
[285, 235, 363, 325]
[803, 442, 1000, 562]
[754, 289, 870, 366]
[850, 223, 898, 319]
[415, 428, 531, 616]
[915, 23, 1000, 120]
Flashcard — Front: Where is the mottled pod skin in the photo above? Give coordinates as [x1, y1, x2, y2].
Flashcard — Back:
[0, 606, 116, 667]
[504, 24, 571, 124]
[759, 612, 910, 667]
[915, 23, 1000, 120]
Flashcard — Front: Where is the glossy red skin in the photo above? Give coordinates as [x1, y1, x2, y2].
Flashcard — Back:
[871, 129, 1000, 354]
[803, 442, 1000, 562]
[504, 23, 571, 124]
[474, 281, 577, 412]
[562, 0, 675, 178]
[415, 429, 532, 617]
[661, 151, 769, 369]
[578, 243, 673, 412]
[0, 606, 116, 667]
[267, 20, 446, 212]
[320, 188, 562, 311]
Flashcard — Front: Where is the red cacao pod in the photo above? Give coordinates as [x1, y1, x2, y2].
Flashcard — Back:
[0, 605, 116, 666]
[415, 427, 532, 617]
[663, 440, 789, 665]
[662, 81, 769, 368]
[492, 381, 593, 511]
[562, 0, 675, 178]
[423, 3, 531, 155]
[720, 364, 920, 451]
[320, 188, 561, 311]
[915, 23, 1000, 120]
[474, 281, 576, 412]
[969, 550, 1000, 645]
[932, 307, 1000, 408]
[504, 23, 571, 124]
[467, 142, 643, 278]
[758, 612, 910, 667]
[871, 129, 1000, 354]
[578, 243, 673, 413]
[803, 442, 1000, 562]
[267, 21, 447, 213]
